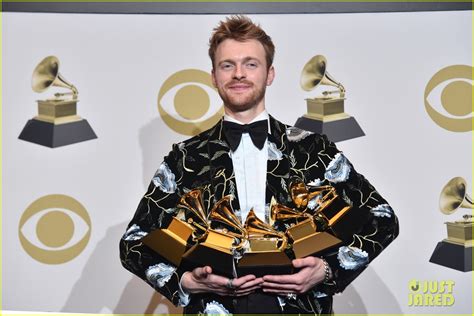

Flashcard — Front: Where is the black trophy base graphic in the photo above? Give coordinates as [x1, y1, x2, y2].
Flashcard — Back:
[429, 240, 473, 272]
[18, 119, 97, 148]
[295, 116, 365, 143]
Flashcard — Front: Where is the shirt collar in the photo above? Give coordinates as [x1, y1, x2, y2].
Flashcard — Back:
[223, 110, 271, 132]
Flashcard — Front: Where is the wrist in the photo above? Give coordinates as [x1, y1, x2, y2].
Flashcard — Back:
[180, 271, 192, 293]
[321, 258, 332, 283]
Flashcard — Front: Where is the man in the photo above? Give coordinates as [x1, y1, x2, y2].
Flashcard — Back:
[120, 15, 398, 314]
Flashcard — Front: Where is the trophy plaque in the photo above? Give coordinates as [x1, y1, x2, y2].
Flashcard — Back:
[18, 56, 97, 148]
[295, 55, 364, 142]
[429, 177, 473, 272]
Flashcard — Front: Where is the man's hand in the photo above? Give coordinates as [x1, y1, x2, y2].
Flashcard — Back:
[261, 257, 329, 295]
[181, 266, 263, 296]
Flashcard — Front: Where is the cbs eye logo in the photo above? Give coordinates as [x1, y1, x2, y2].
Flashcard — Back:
[18, 194, 91, 264]
[424, 65, 473, 132]
[158, 69, 224, 136]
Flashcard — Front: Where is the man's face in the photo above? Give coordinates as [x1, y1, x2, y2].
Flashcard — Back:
[212, 39, 274, 114]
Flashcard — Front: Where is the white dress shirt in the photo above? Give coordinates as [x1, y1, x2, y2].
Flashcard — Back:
[223, 111, 270, 223]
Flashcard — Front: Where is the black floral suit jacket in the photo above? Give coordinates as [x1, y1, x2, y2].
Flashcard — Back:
[120, 115, 399, 314]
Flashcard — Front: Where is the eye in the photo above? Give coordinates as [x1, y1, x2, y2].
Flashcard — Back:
[18, 194, 92, 264]
[424, 64, 473, 132]
[158, 69, 224, 136]
[246, 61, 258, 69]
[220, 63, 234, 70]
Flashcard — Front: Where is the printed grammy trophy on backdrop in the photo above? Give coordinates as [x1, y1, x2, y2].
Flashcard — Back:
[430, 177, 473, 272]
[295, 55, 364, 142]
[18, 56, 97, 148]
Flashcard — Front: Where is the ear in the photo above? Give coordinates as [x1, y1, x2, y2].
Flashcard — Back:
[266, 65, 275, 86]
[211, 69, 217, 88]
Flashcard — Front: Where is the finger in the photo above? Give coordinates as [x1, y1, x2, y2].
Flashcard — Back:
[263, 274, 299, 284]
[204, 266, 213, 274]
[262, 288, 295, 295]
[235, 284, 262, 294]
[232, 274, 257, 288]
[292, 257, 315, 268]
[262, 282, 298, 291]
[233, 289, 258, 297]
[237, 278, 264, 290]
[207, 274, 234, 288]
[193, 266, 210, 279]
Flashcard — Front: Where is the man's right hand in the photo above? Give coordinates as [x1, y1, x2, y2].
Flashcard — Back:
[181, 266, 263, 296]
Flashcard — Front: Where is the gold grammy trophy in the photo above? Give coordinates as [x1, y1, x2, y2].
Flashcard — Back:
[237, 209, 293, 277]
[18, 56, 97, 147]
[295, 55, 364, 142]
[179, 191, 247, 277]
[429, 177, 473, 271]
[271, 181, 359, 259]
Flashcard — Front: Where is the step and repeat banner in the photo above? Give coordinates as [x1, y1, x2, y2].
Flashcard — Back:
[3, 11, 472, 315]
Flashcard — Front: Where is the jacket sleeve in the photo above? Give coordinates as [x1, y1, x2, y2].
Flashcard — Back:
[119, 143, 191, 307]
[314, 134, 399, 295]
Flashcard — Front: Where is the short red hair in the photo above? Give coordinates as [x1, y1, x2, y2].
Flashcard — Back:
[208, 15, 275, 69]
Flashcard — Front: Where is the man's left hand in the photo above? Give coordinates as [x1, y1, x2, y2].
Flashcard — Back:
[261, 257, 328, 295]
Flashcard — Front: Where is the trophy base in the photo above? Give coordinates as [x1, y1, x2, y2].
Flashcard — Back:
[294, 115, 365, 143]
[429, 240, 473, 272]
[237, 251, 293, 277]
[142, 218, 194, 266]
[181, 242, 235, 278]
[18, 118, 97, 148]
[292, 231, 342, 259]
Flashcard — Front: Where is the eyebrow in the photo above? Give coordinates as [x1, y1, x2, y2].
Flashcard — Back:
[218, 56, 262, 66]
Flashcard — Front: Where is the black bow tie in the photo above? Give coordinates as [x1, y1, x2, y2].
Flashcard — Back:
[223, 120, 268, 151]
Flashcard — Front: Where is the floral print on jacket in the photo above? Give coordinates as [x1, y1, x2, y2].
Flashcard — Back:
[120, 116, 399, 314]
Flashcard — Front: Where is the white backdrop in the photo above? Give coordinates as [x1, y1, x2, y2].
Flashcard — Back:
[3, 11, 472, 314]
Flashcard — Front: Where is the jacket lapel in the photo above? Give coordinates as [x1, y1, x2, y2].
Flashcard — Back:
[265, 116, 291, 206]
[206, 119, 241, 214]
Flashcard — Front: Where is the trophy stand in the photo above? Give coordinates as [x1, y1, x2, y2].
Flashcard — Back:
[429, 177, 473, 272]
[295, 55, 365, 143]
[18, 56, 97, 148]
[19, 99, 97, 148]
[429, 217, 473, 272]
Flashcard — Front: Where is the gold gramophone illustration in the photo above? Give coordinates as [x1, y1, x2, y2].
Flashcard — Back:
[18, 56, 97, 148]
[429, 177, 473, 271]
[294, 55, 364, 142]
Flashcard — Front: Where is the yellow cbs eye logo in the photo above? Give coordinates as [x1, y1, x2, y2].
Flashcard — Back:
[158, 69, 224, 136]
[424, 65, 473, 132]
[18, 194, 91, 264]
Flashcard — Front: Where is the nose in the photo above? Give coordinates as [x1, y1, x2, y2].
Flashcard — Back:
[233, 64, 246, 80]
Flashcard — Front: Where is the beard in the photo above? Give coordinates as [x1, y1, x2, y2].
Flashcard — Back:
[217, 79, 267, 113]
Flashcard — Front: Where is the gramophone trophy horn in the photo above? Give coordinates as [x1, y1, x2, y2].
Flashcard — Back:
[295, 54, 364, 142]
[300, 55, 345, 97]
[209, 196, 247, 249]
[18, 56, 96, 148]
[177, 189, 209, 241]
[439, 177, 473, 215]
[180, 193, 241, 278]
[32, 56, 78, 98]
[244, 209, 288, 252]
[430, 176, 473, 272]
